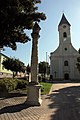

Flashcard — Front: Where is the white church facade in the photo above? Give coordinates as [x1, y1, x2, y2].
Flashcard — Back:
[50, 13, 80, 80]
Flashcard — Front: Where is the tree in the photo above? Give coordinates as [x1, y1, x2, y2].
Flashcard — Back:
[76, 49, 80, 72]
[2, 57, 26, 78]
[26, 64, 31, 80]
[38, 61, 50, 77]
[26, 64, 31, 75]
[0, 0, 46, 50]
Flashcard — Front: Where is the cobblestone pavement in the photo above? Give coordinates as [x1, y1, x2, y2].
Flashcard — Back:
[0, 83, 80, 120]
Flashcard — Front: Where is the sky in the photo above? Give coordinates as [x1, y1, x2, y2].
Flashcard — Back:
[2, 0, 80, 66]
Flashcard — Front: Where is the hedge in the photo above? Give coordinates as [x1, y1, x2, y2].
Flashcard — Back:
[0, 78, 28, 93]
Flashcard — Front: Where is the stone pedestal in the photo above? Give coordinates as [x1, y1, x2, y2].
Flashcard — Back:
[26, 83, 42, 106]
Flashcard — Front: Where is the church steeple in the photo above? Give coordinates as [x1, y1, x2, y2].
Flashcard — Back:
[58, 13, 71, 27]
[58, 13, 71, 44]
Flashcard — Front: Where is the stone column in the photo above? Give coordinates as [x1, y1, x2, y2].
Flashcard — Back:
[31, 23, 40, 84]
[26, 22, 42, 106]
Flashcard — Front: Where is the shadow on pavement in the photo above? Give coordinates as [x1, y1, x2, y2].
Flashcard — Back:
[0, 101, 31, 114]
[0, 91, 27, 99]
[7, 92, 27, 98]
[46, 85, 80, 120]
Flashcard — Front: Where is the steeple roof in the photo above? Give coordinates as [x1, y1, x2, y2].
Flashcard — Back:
[58, 13, 71, 26]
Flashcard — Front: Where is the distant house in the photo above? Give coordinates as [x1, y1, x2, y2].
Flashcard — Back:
[0, 53, 13, 78]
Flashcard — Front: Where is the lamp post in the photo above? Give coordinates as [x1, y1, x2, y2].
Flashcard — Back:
[26, 22, 42, 106]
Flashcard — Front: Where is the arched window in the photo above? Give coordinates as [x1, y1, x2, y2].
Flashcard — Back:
[63, 32, 67, 38]
[64, 61, 68, 66]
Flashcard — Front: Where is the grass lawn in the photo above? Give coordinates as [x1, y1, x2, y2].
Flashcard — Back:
[8, 82, 52, 97]
[40, 82, 52, 95]
[9, 82, 52, 96]
[0, 79, 52, 98]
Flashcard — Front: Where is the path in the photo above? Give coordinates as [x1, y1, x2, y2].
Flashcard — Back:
[0, 83, 80, 120]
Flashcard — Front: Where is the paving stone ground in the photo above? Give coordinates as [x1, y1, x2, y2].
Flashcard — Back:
[0, 83, 80, 120]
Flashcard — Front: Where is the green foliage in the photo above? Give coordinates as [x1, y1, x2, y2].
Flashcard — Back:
[0, 78, 51, 96]
[38, 75, 42, 82]
[42, 77, 46, 82]
[0, 0, 46, 50]
[0, 78, 17, 92]
[16, 79, 28, 89]
[40, 82, 52, 95]
[0, 78, 28, 94]
[39, 61, 50, 77]
[2, 57, 26, 76]
[26, 64, 31, 74]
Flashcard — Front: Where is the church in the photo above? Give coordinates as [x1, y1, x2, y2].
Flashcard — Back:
[50, 13, 80, 80]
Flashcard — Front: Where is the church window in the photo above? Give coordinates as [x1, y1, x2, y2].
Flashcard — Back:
[64, 61, 68, 66]
[65, 48, 67, 51]
[63, 32, 67, 38]
[63, 25, 66, 28]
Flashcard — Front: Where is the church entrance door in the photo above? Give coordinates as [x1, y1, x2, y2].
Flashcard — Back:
[64, 73, 69, 80]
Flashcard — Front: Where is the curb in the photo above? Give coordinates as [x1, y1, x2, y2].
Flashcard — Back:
[49, 84, 53, 94]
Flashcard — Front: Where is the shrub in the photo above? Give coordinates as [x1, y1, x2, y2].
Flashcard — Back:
[0, 81, 7, 92]
[38, 75, 42, 82]
[16, 79, 28, 89]
[42, 77, 46, 82]
[0, 82, 8, 97]
[18, 76, 29, 81]
[0, 78, 28, 95]
[0, 78, 17, 92]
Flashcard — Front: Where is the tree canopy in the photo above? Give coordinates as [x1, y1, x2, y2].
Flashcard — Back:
[0, 0, 46, 50]
[2, 57, 26, 77]
[26, 64, 31, 74]
[39, 61, 50, 77]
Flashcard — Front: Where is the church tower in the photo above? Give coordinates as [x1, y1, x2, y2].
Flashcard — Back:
[57, 13, 72, 55]
[58, 13, 71, 44]
[50, 13, 80, 81]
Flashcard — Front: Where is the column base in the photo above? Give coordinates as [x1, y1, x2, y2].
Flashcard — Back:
[26, 83, 42, 106]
